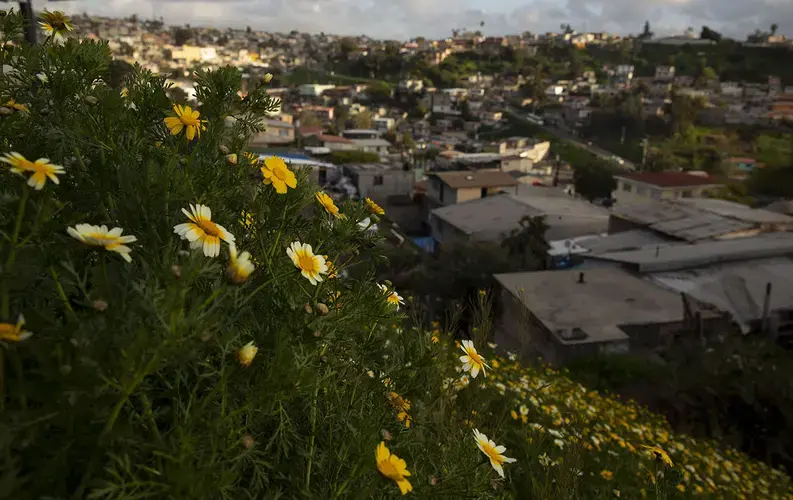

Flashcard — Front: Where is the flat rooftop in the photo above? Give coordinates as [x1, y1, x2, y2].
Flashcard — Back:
[495, 268, 686, 344]
[432, 195, 538, 236]
[344, 163, 403, 173]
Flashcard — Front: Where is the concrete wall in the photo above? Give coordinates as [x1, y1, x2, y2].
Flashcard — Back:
[353, 170, 414, 202]
[615, 178, 717, 206]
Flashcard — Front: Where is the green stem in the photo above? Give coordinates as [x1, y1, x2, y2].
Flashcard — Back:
[2, 186, 29, 320]
[305, 343, 329, 493]
[268, 204, 289, 260]
[237, 271, 293, 309]
[49, 266, 77, 322]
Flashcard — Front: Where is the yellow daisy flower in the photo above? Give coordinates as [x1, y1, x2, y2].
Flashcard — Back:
[260, 156, 297, 194]
[473, 429, 516, 478]
[388, 392, 413, 428]
[227, 244, 255, 284]
[67, 224, 138, 262]
[5, 99, 29, 114]
[38, 10, 73, 41]
[173, 203, 236, 258]
[601, 470, 614, 480]
[286, 241, 327, 285]
[459, 339, 489, 378]
[364, 197, 385, 215]
[1, 152, 65, 191]
[375, 442, 412, 495]
[262, 73, 273, 83]
[315, 191, 343, 218]
[163, 104, 206, 140]
[0, 314, 33, 342]
[431, 334, 439, 344]
[237, 341, 258, 367]
[377, 284, 404, 310]
[641, 444, 674, 467]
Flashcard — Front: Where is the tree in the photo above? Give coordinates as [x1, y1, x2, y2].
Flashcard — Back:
[700, 26, 722, 42]
[501, 216, 550, 267]
[771, 23, 778, 36]
[174, 27, 193, 46]
[297, 110, 321, 128]
[640, 20, 654, 40]
[668, 91, 705, 136]
[366, 80, 393, 104]
[573, 162, 617, 201]
[353, 110, 373, 129]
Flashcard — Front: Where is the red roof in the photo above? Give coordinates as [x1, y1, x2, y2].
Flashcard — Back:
[617, 172, 721, 188]
[318, 134, 354, 144]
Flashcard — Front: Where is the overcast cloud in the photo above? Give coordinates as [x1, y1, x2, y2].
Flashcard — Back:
[50, 0, 793, 40]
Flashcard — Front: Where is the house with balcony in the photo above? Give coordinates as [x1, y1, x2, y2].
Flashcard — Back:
[613, 172, 723, 206]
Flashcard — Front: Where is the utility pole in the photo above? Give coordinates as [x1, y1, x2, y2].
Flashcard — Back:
[641, 138, 649, 171]
[552, 153, 561, 187]
[18, 1, 37, 45]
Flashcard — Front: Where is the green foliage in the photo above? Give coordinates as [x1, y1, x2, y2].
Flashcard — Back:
[328, 150, 380, 164]
[573, 161, 617, 201]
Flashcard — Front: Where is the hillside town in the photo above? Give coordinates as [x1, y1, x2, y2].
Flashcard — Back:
[61, 13, 793, 362]
[5, 6, 793, 498]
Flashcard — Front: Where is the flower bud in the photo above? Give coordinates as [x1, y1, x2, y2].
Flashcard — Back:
[226, 153, 238, 166]
[92, 299, 108, 312]
[237, 341, 258, 367]
[171, 264, 182, 278]
[315, 303, 329, 316]
[0, 107, 12, 116]
[262, 73, 273, 83]
[85, 96, 98, 105]
[242, 434, 255, 449]
[304, 303, 313, 314]
[219, 144, 230, 155]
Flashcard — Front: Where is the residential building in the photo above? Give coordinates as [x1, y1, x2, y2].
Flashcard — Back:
[429, 191, 610, 249]
[608, 198, 793, 242]
[654, 65, 676, 81]
[305, 134, 358, 151]
[373, 117, 395, 133]
[249, 119, 295, 146]
[723, 157, 762, 181]
[342, 129, 381, 140]
[350, 138, 392, 154]
[298, 84, 336, 97]
[426, 170, 520, 210]
[342, 163, 414, 203]
[614, 172, 723, 205]
[300, 105, 334, 123]
[494, 268, 714, 364]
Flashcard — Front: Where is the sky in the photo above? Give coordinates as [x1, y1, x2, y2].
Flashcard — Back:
[53, 0, 793, 41]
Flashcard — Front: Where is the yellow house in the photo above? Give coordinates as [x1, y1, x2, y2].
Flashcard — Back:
[614, 172, 723, 205]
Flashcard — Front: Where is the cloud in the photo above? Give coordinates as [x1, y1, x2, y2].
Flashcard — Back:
[58, 0, 792, 39]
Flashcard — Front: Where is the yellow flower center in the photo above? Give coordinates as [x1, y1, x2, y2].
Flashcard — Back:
[387, 293, 400, 305]
[271, 163, 289, 180]
[466, 347, 484, 366]
[181, 113, 200, 126]
[298, 254, 316, 271]
[30, 162, 54, 174]
[481, 441, 504, 464]
[198, 219, 221, 237]
[0, 324, 18, 338]
[86, 232, 119, 244]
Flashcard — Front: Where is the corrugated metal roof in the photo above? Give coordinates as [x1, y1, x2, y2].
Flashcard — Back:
[593, 232, 793, 273]
[649, 214, 754, 241]
[581, 229, 680, 255]
[650, 257, 793, 331]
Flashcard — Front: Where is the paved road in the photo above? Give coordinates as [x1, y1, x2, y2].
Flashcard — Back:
[504, 107, 637, 171]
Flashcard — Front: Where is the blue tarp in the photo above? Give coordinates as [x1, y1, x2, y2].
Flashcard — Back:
[412, 237, 435, 253]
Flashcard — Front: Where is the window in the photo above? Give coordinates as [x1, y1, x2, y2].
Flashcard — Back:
[278, 129, 289, 137]
[651, 189, 662, 200]
[373, 175, 384, 186]
[621, 182, 632, 192]
[681, 189, 693, 198]
[481, 187, 488, 198]
[636, 186, 647, 197]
